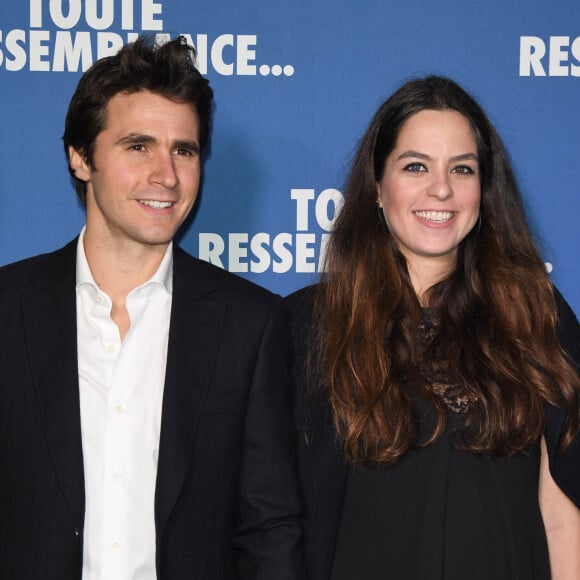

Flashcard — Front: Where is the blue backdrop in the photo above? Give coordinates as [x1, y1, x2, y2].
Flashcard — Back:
[1, 1, 579, 314]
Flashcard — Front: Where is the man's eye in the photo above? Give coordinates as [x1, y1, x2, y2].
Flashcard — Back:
[174, 144, 200, 157]
[129, 144, 147, 152]
[404, 162, 426, 173]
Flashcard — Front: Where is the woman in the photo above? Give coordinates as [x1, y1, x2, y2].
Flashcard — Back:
[286, 76, 580, 580]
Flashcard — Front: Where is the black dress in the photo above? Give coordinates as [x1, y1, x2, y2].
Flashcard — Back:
[284, 285, 580, 580]
[331, 374, 551, 579]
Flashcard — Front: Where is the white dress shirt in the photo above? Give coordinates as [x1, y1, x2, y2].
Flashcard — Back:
[76, 229, 172, 580]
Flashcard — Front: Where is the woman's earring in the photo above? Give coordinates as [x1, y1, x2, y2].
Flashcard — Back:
[377, 204, 389, 233]
[474, 214, 482, 236]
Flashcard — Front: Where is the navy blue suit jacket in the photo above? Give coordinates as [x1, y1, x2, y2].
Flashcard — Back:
[0, 239, 304, 579]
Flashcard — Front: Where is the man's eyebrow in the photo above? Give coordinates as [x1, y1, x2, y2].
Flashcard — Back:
[396, 150, 478, 162]
[116, 133, 157, 146]
[115, 134, 200, 153]
[173, 139, 200, 153]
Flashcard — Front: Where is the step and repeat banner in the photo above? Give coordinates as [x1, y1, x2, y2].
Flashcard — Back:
[1, 1, 579, 313]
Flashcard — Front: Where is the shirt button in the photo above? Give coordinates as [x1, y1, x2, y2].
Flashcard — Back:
[113, 472, 123, 480]
[94, 295, 103, 304]
[111, 542, 120, 550]
[115, 405, 124, 415]
[106, 344, 116, 353]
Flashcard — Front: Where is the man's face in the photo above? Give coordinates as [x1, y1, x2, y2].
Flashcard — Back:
[70, 90, 201, 252]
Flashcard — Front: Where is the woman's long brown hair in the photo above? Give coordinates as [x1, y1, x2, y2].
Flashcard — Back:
[315, 76, 580, 465]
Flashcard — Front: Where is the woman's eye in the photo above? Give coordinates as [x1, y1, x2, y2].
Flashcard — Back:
[452, 165, 475, 175]
[404, 162, 426, 173]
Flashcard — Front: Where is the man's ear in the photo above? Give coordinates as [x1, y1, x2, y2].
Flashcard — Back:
[68, 146, 91, 181]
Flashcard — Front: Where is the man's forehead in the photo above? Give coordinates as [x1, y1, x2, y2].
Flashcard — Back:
[100, 91, 199, 137]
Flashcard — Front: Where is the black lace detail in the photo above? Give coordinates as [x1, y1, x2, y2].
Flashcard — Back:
[417, 310, 473, 415]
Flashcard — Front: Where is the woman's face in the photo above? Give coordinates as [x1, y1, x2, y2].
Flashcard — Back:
[377, 109, 481, 280]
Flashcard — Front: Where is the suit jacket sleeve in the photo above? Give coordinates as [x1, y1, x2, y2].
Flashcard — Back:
[545, 287, 580, 507]
[234, 298, 305, 579]
[285, 285, 347, 580]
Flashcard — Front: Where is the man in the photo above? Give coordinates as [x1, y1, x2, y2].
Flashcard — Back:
[0, 36, 304, 579]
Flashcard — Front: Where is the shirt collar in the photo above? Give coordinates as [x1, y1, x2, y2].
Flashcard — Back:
[75, 227, 173, 294]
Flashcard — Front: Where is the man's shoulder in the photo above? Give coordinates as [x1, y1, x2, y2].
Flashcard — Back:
[0, 240, 77, 289]
[284, 284, 318, 310]
[173, 245, 278, 307]
[283, 283, 321, 325]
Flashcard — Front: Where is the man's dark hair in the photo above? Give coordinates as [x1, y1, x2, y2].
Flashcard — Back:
[63, 35, 213, 203]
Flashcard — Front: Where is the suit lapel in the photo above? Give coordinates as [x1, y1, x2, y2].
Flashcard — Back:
[21, 240, 85, 531]
[155, 247, 226, 539]
[19, 242, 228, 539]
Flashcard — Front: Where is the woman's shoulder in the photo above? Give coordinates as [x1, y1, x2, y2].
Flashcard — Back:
[546, 285, 580, 507]
[554, 286, 580, 363]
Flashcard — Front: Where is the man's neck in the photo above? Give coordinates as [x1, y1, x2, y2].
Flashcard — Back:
[83, 233, 169, 299]
[82, 231, 170, 341]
